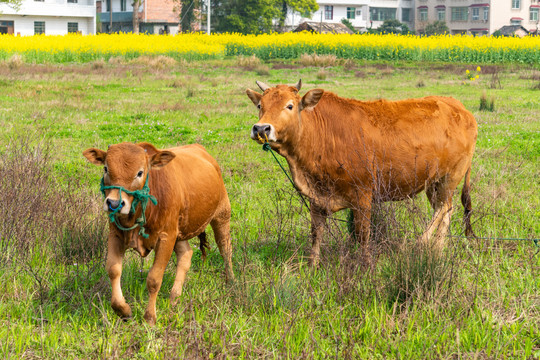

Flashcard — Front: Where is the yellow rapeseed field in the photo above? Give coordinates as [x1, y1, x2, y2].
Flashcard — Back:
[0, 32, 538, 64]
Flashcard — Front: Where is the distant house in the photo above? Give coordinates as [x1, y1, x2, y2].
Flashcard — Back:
[294, 21, 354, 34]
[497, 25, 530, 37]
[97, 0, 180, 34]
[0, 0, 96, 35]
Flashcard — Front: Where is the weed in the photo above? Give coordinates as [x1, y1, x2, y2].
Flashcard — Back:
[7, 53, 23, 70]
[479, 91, 495, 111]
[316, 68, 328, 80]
[255, 64, 270, 76]
[416, 80, 425, 88]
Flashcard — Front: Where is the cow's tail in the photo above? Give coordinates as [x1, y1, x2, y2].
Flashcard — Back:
[460, 166, 475, 238]
[198, 231, 210, 261]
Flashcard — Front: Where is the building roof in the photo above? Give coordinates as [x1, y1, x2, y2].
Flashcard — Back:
[498, 25, 530, 37]
[293, 21, 354, 34]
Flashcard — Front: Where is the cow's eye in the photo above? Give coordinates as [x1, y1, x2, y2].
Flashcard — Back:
[287, 104, 293, 110]
[257, 104, 261, 109]
[104, 166, 108, 173]
[137, 170, 144, 178]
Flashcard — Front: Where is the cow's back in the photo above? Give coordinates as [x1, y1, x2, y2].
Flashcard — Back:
[150, 144, 228, 240]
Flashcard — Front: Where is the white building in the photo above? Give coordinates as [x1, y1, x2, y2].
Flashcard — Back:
[283, 0, 414, 32]
[0, 0, 96, 35]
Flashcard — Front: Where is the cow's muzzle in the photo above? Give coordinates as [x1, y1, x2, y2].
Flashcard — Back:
[251, 124, 273, 142]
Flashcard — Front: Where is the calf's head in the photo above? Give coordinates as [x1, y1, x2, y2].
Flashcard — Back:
[246, 80, 324, 148]
[83, 142, 174, 215]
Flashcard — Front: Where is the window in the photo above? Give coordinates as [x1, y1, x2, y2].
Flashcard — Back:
[347, 7, 356, 19]
[67, 0, 78, 3]
[451, 7, 468, 21]
[531, 7, 539, 21]
[68, 22, 78, 33]
[510, 18, 522, 24]
[472, 7, 479, 20]
[437, 9, 446, 21]
[34, 21, 45, 34]
[512, 0, 520, 9]
[419, 8, 428, 21]
[370, 8, 397, 21]
[356, 9, 362, 17]
[324, 5, 333, 20]
[483, 7, 489, 20]
[402, 8, 410, 22]
[120, 0, 126, 11]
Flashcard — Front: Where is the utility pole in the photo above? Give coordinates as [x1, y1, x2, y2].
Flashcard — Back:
[207, 0, 210, 34]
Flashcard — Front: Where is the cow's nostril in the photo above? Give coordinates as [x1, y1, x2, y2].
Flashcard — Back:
[106, 199, 122, 211]
[264, 126, 271, 134]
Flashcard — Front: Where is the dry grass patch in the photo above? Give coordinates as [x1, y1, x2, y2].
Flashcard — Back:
[300, 53, 338, 67]
[130, 55, 177, 69]
[236, 55, 261, 70]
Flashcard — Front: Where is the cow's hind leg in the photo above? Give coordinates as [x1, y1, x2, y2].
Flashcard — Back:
[419, 176, 454, 251]
[210, 198, 234, 282]
[170, 239, 193, 305]
[143, 231, 176, 326]
[352, 191, 373, 266]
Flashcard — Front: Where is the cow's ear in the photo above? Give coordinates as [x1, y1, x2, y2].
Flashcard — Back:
[150, 150, 175, 169]
[137, 142, 159, 156]
[83, 148, 107, 165]
[300, 89, 324, 111]
[246, 89, 262, 107]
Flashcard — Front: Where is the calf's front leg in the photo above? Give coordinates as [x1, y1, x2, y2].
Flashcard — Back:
[170, 240, 193, 305]
[106, 232, 132, 319]
[143, 231, 175, 325]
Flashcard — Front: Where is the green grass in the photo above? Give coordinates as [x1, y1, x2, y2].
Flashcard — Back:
[0, 59, 539, 359]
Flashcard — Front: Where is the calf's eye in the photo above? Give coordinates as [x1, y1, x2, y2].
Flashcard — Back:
[257, 104, 261, 109]
[287, 104, 293, 110]
[137, 170, 144, 178]
[104, 166, 108, 173]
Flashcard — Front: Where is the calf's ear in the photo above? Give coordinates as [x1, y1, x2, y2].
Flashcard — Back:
[300, 89, 324, 111]
[83, 148, 107, 165]
[246, 89, 262, 107]
[137, 142, 159, 156]
[150, 150, 175, 169]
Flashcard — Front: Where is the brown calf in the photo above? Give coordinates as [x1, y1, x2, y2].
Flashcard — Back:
[247, 80, 477, 266]
[83, 142, 234, 325]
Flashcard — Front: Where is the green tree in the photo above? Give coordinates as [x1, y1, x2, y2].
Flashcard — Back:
[0, 0, 22, 10]
[376, 19, 410, 35]
[178, 0, 200, 32]
[424, 20, 449, 36]
[341, 18, 356, 33]
[213, 0, 317, 34]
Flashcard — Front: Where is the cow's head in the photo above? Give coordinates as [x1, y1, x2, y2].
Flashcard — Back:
[246, 80, 324, 148]
[83, 142, 175, 215]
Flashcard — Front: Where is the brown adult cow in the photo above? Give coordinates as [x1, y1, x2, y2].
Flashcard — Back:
[83, 142, 234, 325]
[246, 80, 477, 266]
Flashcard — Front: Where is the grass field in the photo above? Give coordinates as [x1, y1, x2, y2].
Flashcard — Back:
[0, 57, 539, 359]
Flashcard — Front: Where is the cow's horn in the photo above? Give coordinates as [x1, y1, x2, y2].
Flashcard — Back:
[294, 79, 302, 91]
[256, 81, 270, 92]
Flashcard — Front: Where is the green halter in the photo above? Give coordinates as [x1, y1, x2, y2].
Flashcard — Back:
[100, 172, 158, 239]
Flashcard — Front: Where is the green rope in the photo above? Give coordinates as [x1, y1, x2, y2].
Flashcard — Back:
[100, 172, 157, 239]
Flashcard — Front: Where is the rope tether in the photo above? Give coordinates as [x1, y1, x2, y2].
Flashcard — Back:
[100, 172, 157, 239]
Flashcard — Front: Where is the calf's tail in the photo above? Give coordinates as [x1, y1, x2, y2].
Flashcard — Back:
[460, 167, 475, 238]
[198, 231, 210, 261]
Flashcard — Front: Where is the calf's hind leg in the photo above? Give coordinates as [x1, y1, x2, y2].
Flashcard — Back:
[210, 200, 234, 282]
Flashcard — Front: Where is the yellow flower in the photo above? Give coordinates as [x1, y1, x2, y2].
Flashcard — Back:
[475, 75, 480, 79]
[477, 66, 481, 72]
[466, 69, 470, 74]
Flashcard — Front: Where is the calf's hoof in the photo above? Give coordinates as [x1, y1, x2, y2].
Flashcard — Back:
[112, 301, 132, 319]
[143, 311, 157, 326]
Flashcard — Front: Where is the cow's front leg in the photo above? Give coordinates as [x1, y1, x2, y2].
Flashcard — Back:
[143, 231, 175, 326]
[308, 203, 328, 268]
[106, 231, 131, 319]
[169, 240, 193, 305]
